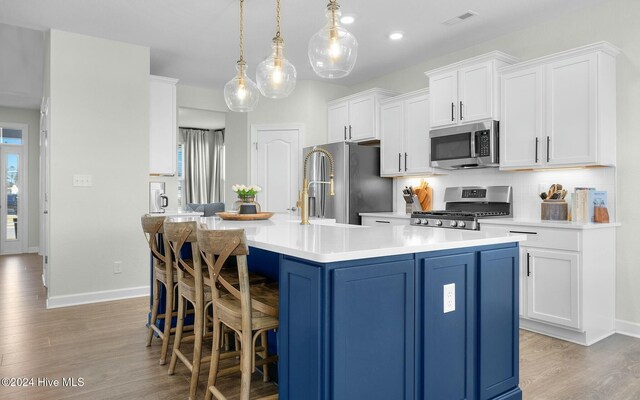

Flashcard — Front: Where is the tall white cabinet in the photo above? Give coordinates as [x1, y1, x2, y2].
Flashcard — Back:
[379, 89, 434, 176]
[480, 220, 618, 346]
[327, 88, 397, 143]
[149, 75, 178, 175]
[425, 52, 518, 128]
[499, 42, 619, 170]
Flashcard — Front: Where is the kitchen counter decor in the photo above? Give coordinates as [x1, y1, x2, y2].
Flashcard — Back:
[232, 184, 262, 214]
[540, 184, 568, 221]
[216, 211, 274, 221]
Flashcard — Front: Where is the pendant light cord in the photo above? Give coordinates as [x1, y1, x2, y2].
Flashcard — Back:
[239, 0, 245, 62]
[275, 0, 281, 38]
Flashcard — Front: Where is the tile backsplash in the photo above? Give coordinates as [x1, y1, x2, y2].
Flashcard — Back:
[394, 167, 616, 221]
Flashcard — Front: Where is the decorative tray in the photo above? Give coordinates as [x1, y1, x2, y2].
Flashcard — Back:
[216, 212, 274, 221]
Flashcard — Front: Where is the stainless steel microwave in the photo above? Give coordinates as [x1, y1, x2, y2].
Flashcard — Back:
[429, 120, 499, 169]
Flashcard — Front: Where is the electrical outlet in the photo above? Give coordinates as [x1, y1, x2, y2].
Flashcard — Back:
[73, 174, 93, 187]
[113, 261, 123, 274]
[443, 283, 455, 313]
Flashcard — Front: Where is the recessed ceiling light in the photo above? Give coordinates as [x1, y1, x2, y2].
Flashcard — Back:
[340, 15, 355, 24]
[389, 31, 404, 41]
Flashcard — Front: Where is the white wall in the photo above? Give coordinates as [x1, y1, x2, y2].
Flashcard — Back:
[349, 0, 640, 325]
[47, 30, 150, 303]
[0, 107, 40, 251]
[247, 80, 349, 147]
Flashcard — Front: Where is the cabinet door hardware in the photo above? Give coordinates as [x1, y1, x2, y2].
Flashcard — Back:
[459, 101, 464, 120]
[535, 137, 539, 163]
[398, 153, 402, 172]
[344, 126, 347, 140]
[404, 152, 408, 171]
[375, 220, 391, 224]
[349, 125, 352, 139]
[526, 253, 531, 276]
[509, 230, 538, 235]
[546, 136, 550, 162]
[451, 102, 455, 121]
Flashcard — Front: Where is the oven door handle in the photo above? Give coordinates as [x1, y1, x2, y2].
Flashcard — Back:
[470, 132, 477, 158]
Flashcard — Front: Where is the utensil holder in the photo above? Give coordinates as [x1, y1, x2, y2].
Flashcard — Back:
[541, 199, 568, 221]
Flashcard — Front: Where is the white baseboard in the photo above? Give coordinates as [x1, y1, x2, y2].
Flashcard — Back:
[27, 246, 39, 254]
[616, 319, 640, 339]
[46, 286, 149, 309]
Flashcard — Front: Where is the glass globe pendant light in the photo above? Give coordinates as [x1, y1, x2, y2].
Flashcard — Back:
[224, 0, 259, 112]
[308, 0, 358, 79]
[256, 0, 297, 98]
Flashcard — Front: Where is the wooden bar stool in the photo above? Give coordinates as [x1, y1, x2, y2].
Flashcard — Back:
[141, 214, 177, 365]
[197, 227, 279, 400]
[165, 219, 210, 400]
[165, 220, 269, 400]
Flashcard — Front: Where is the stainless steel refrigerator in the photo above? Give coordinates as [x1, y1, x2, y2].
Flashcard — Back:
[304, 142, 393, 224]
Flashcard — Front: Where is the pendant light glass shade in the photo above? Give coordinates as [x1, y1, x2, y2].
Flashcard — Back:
[257, 38, 297, 98]
[308, 1, 358, 79]
[224, 61, 260, 112]
[223, 0, 259, 112]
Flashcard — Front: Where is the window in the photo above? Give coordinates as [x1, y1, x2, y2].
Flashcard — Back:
[177, 143, 184, 208]
[0, 128, 23, 145]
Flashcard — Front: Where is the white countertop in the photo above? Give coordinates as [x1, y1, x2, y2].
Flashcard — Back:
[167, 213, 525, 263]
[359, 212, 411, 219]
[479, 218, 620, 230]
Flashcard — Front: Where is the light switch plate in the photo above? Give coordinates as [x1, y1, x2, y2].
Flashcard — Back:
[73, 174, 92, 187]
[443, 283, 455, 313]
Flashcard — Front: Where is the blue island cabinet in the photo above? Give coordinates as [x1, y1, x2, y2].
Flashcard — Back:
[277, 243, 521, 400]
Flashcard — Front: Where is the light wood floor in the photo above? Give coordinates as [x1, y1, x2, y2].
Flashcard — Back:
[0, 254, 639, 399]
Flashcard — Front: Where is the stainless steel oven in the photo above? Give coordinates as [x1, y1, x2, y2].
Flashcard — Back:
[430, 120, 499, 169]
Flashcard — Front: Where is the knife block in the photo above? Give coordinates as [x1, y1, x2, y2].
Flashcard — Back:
[405, 195, 422, 214]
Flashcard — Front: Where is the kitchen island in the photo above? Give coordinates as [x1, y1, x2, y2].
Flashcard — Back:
[171, 214, 525, 400]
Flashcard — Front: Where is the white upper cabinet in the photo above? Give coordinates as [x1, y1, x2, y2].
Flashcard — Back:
[327, 88, 397, 143]
[499, 42, 619, 170]
[425, 52, 518, 129]
[380, 89, 434, 177]
[429, 71, 458, 127]
[500, 66, 544, 169]
[149, 75, 179, 175]
[328, 102, 349, 143]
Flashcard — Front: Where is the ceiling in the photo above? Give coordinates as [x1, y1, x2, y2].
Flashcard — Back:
[0, 0, 607, 109]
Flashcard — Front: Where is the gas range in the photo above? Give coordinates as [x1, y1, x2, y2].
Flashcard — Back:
[410, 186, 512, 230]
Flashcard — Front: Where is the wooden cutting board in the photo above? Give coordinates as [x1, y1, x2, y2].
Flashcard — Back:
[216, 212, 274, 221]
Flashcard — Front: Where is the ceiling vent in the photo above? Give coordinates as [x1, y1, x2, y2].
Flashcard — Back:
[442, 10, 479, 26]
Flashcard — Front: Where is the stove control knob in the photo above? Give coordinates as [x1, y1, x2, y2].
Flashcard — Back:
[435, 220, 442, 226]
[421, 219, 428, 225]
[458, 221, 466, 228]
[450, 221, 458, 227]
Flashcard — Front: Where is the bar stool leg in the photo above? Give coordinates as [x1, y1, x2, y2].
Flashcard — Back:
[240, 329, 253, 400]
[168, 295, 185, 375]
[147, 278, 161, 346]
[260, 331, 270, 382]
[205, 317, 223, 400]
[159, 280, 174, 365]
[188, 295, 204, 400]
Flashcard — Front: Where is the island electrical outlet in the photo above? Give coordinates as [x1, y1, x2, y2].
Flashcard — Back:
[443, 283, 455, 313]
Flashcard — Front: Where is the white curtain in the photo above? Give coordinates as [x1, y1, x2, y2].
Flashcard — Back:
[182, 128, 224, 203]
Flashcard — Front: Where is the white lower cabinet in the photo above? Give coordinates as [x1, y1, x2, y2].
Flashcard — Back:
[480, 222, 616, 345]
[525, 248, 580, 329]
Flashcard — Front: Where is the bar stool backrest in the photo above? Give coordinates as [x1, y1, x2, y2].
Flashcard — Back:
[163, 219, 203, 284]
[141, 214, 166, 265]
[197, 226, 277, 318]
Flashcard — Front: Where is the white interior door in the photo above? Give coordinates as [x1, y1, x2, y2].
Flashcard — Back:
[251, 125, 302, 213]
